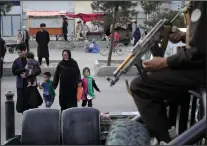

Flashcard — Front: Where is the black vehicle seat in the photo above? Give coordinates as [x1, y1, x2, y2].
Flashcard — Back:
[21, 109, 61, 145]
[61, 107, 101, 145]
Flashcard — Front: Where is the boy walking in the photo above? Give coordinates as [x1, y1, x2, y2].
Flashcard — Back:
[38, 72, 55, 108]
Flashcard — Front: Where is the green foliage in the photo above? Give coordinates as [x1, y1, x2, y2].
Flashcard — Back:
[144, 10, 185, 29]
[140, 1, 163, 15]
[0, 1, 13, 15]
[140, 1, 185, 30]
[91, 1, 137, 66]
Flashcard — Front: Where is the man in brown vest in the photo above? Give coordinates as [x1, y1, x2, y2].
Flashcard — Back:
[130, 1, 206, 143]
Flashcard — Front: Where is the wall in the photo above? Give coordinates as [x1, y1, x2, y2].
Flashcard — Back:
[1, 6, 21, 37]
[73, 1, 93, 33]
[22, 1, 75, 35]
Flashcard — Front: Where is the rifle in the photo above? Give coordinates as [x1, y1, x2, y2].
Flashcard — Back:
[106, 2, 191, 87]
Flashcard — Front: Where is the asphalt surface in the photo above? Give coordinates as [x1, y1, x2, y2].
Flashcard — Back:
[1, 76, 137, 143]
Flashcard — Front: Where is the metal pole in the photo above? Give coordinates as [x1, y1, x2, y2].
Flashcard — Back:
[5, 91, 15, 140]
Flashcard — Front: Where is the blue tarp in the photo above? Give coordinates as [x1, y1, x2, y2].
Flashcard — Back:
[88, 43, 99, 53]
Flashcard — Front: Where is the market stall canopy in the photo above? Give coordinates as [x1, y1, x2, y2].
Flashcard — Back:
[26, 11, 65, 17]
[66, 12, 104, 22]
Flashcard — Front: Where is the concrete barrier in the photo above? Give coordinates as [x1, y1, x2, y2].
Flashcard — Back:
[3, 61, 59, 77]
[94, 60, 138, 77]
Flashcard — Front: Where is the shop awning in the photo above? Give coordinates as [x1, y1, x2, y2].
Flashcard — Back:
[66, 12, 104, 22]
[26, 11, 64, 17]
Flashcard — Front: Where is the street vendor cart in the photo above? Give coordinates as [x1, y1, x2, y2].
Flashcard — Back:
[26, 11, 65, 41]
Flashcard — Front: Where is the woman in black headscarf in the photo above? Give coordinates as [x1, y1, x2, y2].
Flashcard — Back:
[53, 49, 81, 111]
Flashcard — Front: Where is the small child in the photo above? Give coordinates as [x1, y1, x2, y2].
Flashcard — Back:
[81, 67, 100, 107]
[38, 72, 56, 108]
[25, 52, 39, 87]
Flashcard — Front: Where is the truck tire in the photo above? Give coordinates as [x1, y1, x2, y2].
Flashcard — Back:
[106, 120, 151, 145]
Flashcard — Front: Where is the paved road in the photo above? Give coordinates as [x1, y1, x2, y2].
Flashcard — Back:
[1, 42, 137, 143]
[1, 76, 137, 143]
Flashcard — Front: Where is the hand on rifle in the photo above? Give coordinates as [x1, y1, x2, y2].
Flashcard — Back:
[169, 27, 185, 44]
[143, 57, 168, 71]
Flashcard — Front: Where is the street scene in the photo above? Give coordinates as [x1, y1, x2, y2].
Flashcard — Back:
[0, 1, 206, 145]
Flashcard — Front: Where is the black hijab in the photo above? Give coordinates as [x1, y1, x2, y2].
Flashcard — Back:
[58, 49, 80, 73]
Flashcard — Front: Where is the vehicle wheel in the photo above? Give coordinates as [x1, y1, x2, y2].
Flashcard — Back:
[8, 47, 14, 53]
[106, 120, 151, 145]
[99, 44, 110, 56]
[116, 43, 126, 55]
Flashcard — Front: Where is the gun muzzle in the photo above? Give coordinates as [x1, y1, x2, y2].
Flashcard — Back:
[106, 77, 118, 86]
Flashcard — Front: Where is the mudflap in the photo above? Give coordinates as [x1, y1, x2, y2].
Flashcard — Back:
[21, 109, 61, 145]
[61, 107, 101, 145]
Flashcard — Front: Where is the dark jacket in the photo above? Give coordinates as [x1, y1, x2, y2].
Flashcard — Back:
[133, 27, 141, 40]
[63, 21, 68, 34]
[0, 38, 6, 58]
[167, 1, 206, 69]
[12, 57, 41, 88]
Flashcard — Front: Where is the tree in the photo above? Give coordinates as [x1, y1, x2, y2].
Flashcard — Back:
[91, 1, 137, 66]
[0, 1, 13, 38]
[140, 1, 185, 31]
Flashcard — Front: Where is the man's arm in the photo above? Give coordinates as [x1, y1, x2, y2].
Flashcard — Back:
[47, 31, 50, 44]
[167, 2, 206, 69]
[36, 32, 39, 43]
[12, 59, 26, 76]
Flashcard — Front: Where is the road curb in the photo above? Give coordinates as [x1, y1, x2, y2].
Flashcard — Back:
[3, 60, 59, 77]
[94, 60, 138, 77]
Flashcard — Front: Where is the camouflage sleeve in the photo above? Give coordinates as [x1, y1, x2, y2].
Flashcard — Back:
[167, 2, 206, 69]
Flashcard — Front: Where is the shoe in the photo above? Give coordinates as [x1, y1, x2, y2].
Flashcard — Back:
[150, 137, 159, 145]
[160, 141, 167, 145]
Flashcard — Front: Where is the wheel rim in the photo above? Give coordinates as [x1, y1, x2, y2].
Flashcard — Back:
[100, 47, 109, 56]
[116, 44, 126, 55]
[65, 42, 75, 50]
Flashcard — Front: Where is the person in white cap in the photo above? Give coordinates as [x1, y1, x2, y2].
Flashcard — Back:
[22, 26, 30, 52]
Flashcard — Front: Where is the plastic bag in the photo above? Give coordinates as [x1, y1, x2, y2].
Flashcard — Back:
[77, 85, 83, 102]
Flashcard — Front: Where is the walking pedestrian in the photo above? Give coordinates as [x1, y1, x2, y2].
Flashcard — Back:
[81, 67, 100, 107]
[133, 27, 141, 46]
[38, 72, 56, 108]
[36, 23, 50, 67]
[62, 17, 68, 41]
[12, 43, 42, 113]
[53, 49, 81, 111]
[22, 26, 30, 52]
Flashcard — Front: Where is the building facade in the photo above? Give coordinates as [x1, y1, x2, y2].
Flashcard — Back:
[1, 1, 75, 37]
[1, 3, 21, 37]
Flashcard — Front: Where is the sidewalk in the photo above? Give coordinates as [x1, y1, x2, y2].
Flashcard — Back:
[3, 44, 131, 76]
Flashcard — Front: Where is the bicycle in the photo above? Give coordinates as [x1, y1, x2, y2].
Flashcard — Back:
[64, 32, 85, 50]
[99, 36, 126, 56]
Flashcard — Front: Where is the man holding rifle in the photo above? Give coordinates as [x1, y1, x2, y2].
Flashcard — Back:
[130, 1, 206, 143]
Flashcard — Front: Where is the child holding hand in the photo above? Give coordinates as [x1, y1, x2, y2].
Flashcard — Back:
[81, 67, 100, 107]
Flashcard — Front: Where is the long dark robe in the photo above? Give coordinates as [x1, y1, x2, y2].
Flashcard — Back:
[12, 57, 42, 113]
[36, 30, 50, 58]
[53, 58, 81, 111]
